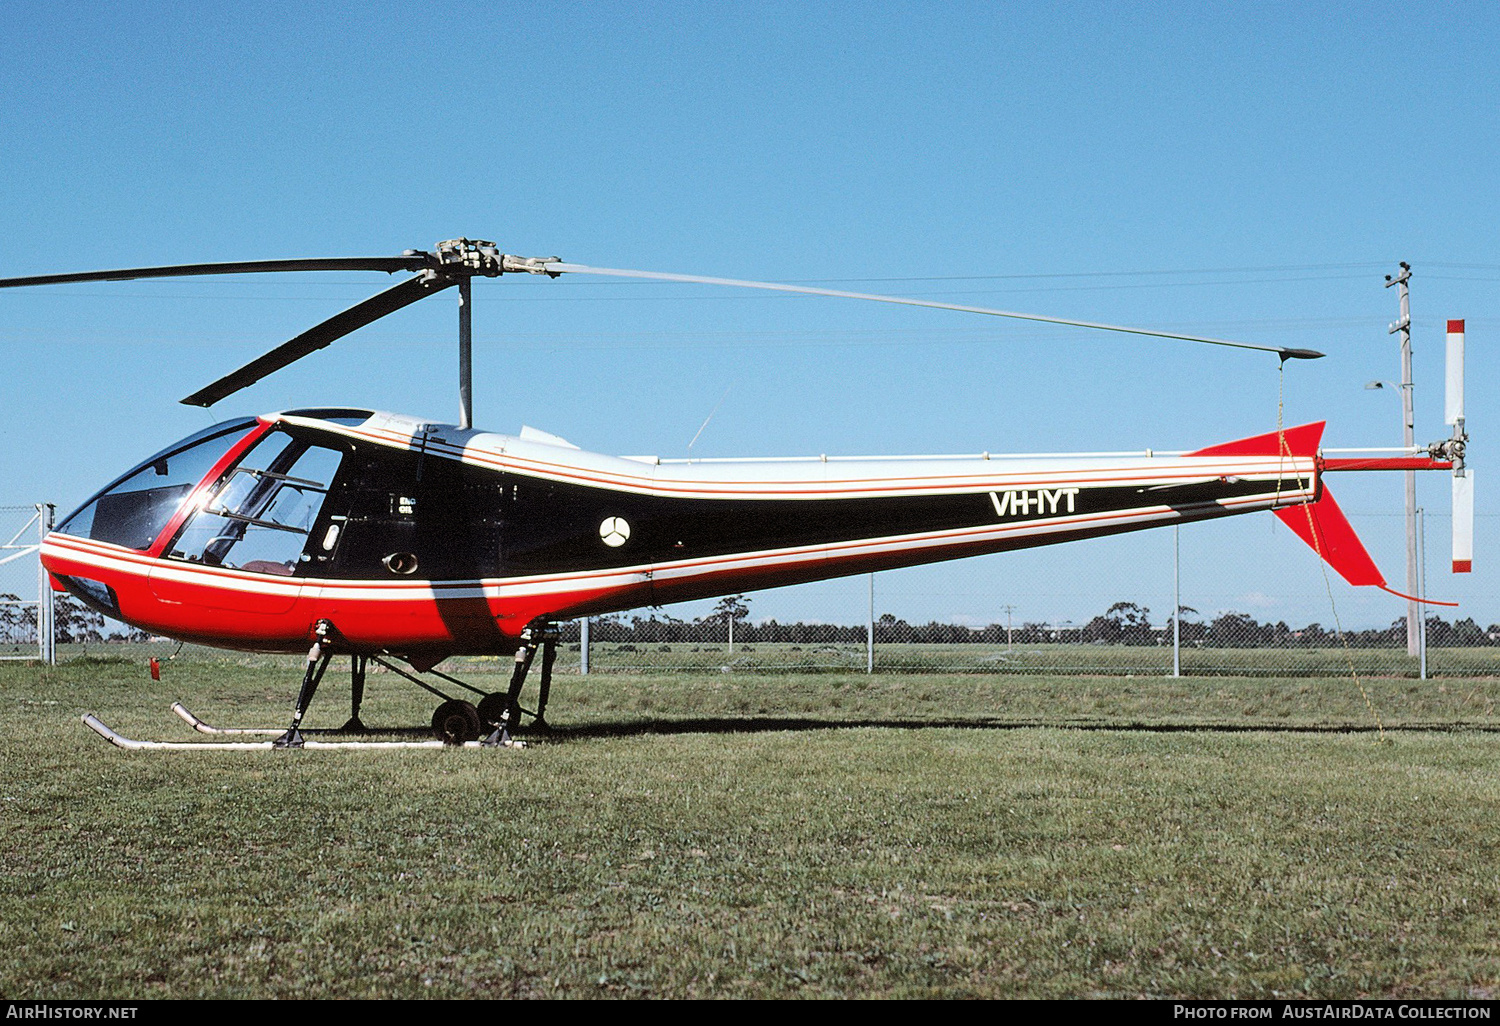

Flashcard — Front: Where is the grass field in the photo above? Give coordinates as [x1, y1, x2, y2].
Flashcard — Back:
[2, 653, 1499, 999]
[23, 638, 1500, 678]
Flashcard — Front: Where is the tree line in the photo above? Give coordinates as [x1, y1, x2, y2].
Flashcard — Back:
[566, 596, 1500, 650]
[0, 594, 148, 645]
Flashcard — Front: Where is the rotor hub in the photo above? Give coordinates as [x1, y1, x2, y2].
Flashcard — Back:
[432, 239, 560, 278]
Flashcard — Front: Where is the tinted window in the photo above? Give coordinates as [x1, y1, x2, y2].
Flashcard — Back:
[281, 408, 375, 427]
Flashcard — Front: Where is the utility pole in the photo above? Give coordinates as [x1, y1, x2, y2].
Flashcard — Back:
[1384, 262, 1420, 657]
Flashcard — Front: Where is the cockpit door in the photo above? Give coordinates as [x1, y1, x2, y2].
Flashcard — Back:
[150, 431, 345, 614]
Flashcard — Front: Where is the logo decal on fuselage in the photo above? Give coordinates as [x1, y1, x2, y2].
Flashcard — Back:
[989, 488, 1081, 519]
[599, 516, 631, 547]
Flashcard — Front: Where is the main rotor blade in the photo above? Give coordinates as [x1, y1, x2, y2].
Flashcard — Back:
[0, 256, 433, 289]
[544, 263, 1325, 361]
[181, 274, 453, 407]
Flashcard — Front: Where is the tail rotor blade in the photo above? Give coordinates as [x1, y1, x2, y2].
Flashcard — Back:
[542, 262, 1325, 361]
[1453, 472, 1474, 574]
[1445, 320, 1466, 427]
[180, 274, 453, 407]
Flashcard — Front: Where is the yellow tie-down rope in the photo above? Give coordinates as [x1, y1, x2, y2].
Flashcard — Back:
[1275, 363, 1387, 740]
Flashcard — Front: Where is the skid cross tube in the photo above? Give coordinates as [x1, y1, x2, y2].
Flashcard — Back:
[424, 665, 489, 699]
[368, 655, 459, 701]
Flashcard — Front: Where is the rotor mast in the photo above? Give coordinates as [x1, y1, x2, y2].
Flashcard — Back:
[458, 276, 472, 430]
[430, 239, 560, 431]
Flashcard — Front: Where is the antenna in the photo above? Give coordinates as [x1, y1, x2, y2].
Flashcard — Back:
[687, 385, 733, 451]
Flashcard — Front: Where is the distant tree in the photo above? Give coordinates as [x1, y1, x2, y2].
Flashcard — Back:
[1449, 617, 1488, 647]
[711, 594, 751, 651]
[630, 613, 686, 643]
[590, 613, 628, 643]
[53, 596, 107, 644]
[873, 612, 913, 644]
[0, 593, 36, 645]
[1016, 621, 1049, 645]
[1108, 601, 1153, 646]
[1080, 601, 1156, 646]
[1297, 622, 1331, 647]
[1081, 614, 1119, 645]
[1207, 612, 1262, 649]
[1166, 605, 1205, 646]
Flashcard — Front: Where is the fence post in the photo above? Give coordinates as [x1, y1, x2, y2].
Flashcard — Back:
[579, 617, 590, 675]
[1172, 525, 1181, 678]
[35, 504, 55, 665]
[1418, 507, 1427, 680]
[866, 573, 875, 674]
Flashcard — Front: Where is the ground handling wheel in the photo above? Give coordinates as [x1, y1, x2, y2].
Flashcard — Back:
[431, 700, 482, 745]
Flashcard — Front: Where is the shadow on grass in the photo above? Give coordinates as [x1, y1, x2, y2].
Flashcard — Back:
[518, 716, 1500, 742]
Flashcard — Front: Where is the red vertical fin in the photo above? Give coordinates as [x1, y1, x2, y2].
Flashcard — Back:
[1187, 421, 1325, 458]
[1189, 422, 1381, 585]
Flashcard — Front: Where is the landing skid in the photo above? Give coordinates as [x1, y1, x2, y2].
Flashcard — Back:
[86, 619, 562, 751]
[83, 713, 523, 751]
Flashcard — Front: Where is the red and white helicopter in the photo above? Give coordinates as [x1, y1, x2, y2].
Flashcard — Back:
[1, 240, 1472, 749]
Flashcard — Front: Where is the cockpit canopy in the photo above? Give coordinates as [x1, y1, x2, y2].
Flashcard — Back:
[59, 418, 261, 550]
[53, 409, 508, 582]
[57, 411, 377, 575]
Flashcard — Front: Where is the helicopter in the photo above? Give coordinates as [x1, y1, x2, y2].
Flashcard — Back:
[1, 240, 1471, 750]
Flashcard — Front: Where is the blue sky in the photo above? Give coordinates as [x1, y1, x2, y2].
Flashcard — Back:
[1, 2, 1494, 629]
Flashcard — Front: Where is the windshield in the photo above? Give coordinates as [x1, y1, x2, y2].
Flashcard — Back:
[57, 419, 260, 550]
